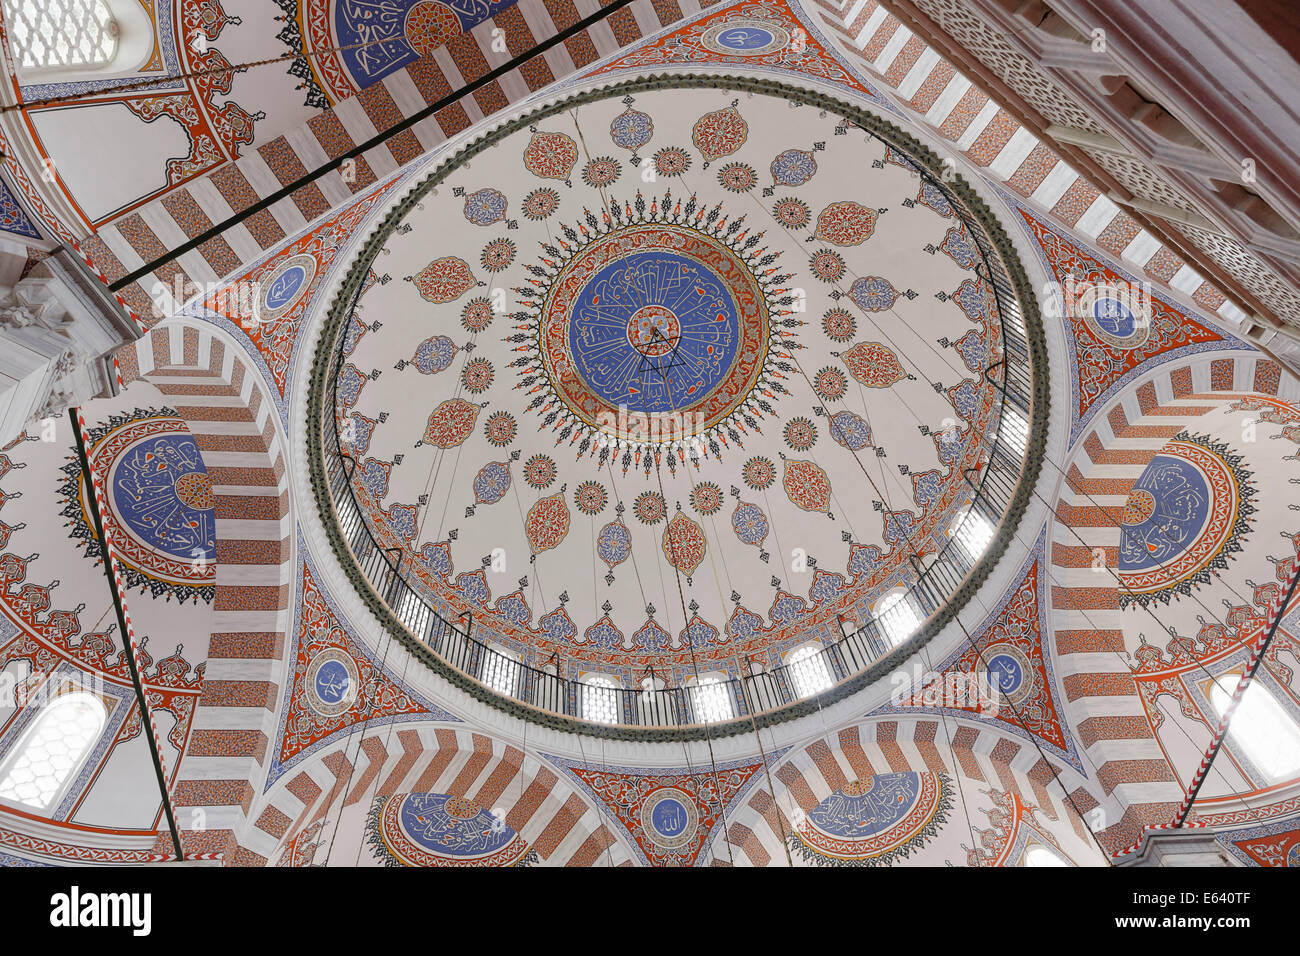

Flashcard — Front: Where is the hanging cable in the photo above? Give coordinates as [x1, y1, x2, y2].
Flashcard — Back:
[108, 0, 638, 292]
[69, 407, 184, 861]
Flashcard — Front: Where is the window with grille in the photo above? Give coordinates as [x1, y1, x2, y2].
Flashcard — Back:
[952, 506, 995, 561]
[1210, 678, 1300, 782]
[481, 646, 520, 698]
[689, 675, 733, 724]
[876, 590, 922, 646]
[0, 691, 106, 810]
[581, 675, 619, 725]
[4, 0, 118, 70]
[786, 643, 833, 699]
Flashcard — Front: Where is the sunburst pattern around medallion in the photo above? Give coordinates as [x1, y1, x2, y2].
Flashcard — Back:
[783, 417, 818, 451]
[814, 366, 848, 402]
[772, 196, 811, 228]
[634, 490, 667, 525]
[522, 187, 559, 221]
[460, 357, 494, 394]
[653, 146, 692, 178]
[481, 238, 516, 273]
[582, 156, 622, 188]
[743, 455, 777, 491]
[717, 161, 757, 193]
[574, 480, 608, 515]
[461, 296, 494, 332]
[822, 307, 856, 343]
[689, 481, 724, 516]
[523, 454, 556, 489]
[484, 410, 516, 447]
[509, 190, 792, 457]
[809, 248, 846, 283]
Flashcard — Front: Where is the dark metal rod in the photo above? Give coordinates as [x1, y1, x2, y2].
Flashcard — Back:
[69, 407, 185, 861]
[109, 0, 638, 292]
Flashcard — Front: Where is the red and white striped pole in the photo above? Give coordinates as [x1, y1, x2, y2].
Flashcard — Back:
[1171, 551, 1300, 826]
[1110, 550, 1300, 862]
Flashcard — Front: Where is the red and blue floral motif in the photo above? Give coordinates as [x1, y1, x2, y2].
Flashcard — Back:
[463, 187, 507, 226]
[523, 130, 579, 181]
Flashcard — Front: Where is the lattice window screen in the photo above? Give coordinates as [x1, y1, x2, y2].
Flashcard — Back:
[4, 0, 118, 69]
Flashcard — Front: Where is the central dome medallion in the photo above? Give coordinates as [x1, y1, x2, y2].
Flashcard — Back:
[311, 75, 1045, 736]
[534, 214, 779, 447]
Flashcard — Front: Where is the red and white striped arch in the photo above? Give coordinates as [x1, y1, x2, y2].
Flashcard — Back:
[713, 716, 1103, 866]
[116, 320, 295, 865]
[1047, 353, 1296, 854]
[250, 725, 631, 867]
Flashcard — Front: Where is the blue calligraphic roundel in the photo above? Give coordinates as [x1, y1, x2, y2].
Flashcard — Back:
[313, 658, 352, 704]
[367, 792, 536, 866]
[304, 648, 360, 716]
[986, 652, 1023, 694]
[640, 787, 700, 849]
[538, 224, 772, 442]
[109, 434, 216, 563]
[788, 772, 952, 866]
[265, 264, 308, 310]
[567, 250, 742, 413]
[1113, 435, 1255, 609]
[701, 18, 789, 55]
[1118, 454, 1211, 571]
[715, 26, 775, 49]
[1092, 296, 1135, 338]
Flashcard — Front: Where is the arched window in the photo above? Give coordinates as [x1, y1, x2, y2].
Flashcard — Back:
[580, 674, 620, 725]
[1209, 678, 1300, 782]
[4, 0, 118, 69]
[1023, 845, 1069, 867]
[481, 644, 520, 698]
[785, 643, 833, 699]
[688, 674, 734, 724]
[952, 505, 995, 561]
[0, 691, 106, 810]
[876, 590, 921, 646]
[996, 405, 1030, 458]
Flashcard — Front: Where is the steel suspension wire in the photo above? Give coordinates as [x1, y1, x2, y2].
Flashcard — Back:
[714, 135, 1281, 852]
[649, 436, 737, 864]
[69, 408, 184, 861]
[320, 475, 411, 866]
[351, 600, 418, 866]
[788, 346, 1273, 839]
[916, 642, 982, 856]
[757, 171, 1280, 714]
[108, 0, 639, 291]
[782, 351, 1114, 859]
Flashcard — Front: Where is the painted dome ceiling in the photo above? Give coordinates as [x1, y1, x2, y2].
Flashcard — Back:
[315, 76, 1043, 709]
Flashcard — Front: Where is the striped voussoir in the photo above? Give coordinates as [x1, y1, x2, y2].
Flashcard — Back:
[1048, 355, 1287, 858]
[123, 322, 293, 866]
[82, 0, 711, 325]
[1166, 552, 1300, 828]
[251, 726, 627, 866]
[808, 0, 1247, 331]
[721, 718, 1096, 866]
